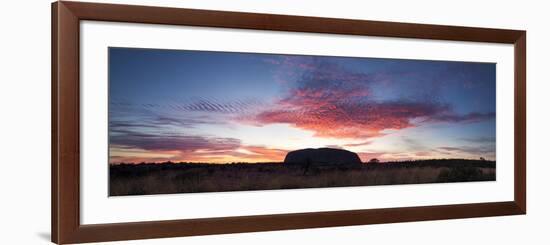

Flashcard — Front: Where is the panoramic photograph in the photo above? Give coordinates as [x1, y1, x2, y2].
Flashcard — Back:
[108, 47, 496, 196]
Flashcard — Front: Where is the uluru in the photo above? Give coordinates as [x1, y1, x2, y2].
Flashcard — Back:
[283, 148, 362, 167]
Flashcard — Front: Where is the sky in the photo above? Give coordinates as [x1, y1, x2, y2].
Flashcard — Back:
[108, 47, 496, 164]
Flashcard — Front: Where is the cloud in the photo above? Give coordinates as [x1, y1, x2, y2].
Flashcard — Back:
[343, 141, 373, 147]
[250, 100, 451, 139]
[235, 146, 288, 162]
[110, 117, 241, 153]
[109, 116, 217, 131]
[109, 98, 289, 163]
[324, 145, 344, 149]
[437, 145, 496, 158]
[414, 151, 432, 157]
[242, 58, 495, 140]
[109, 125, 289, 163]
[429, 112, 496, 123]
[111, 97, 265, 115]
[111, 133, 241, 153]
[180, 97, 265, 114]
[110, 143, 287, 164]
[460, 136, 496, 145]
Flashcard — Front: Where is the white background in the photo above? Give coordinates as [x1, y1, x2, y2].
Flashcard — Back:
[80, 21, 514, 224]
[0, 0, 548, 244]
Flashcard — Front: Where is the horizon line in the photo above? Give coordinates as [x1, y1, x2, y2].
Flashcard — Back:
[109, 157, 496, 165]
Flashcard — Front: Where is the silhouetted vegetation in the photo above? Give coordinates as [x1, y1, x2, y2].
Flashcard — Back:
[368, 158, 380, 164]
[109, 159, 495, 196]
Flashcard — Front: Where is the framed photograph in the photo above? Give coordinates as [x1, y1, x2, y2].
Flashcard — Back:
[52, 1, 526, 244]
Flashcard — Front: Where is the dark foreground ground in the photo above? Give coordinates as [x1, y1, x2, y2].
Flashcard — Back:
[109, 159, 495, 196]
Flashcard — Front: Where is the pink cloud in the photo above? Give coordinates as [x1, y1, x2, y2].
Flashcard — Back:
[242, 58, 494, 140]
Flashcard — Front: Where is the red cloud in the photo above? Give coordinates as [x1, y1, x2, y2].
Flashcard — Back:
[252, 101, 448, 138]
[243, 58, 494, 139]
[237, 146, 288, 162]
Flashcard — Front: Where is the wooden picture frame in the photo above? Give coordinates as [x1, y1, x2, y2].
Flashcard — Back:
[52, 1, 526, 244]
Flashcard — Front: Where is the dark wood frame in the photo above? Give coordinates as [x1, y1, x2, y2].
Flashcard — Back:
[52, 1, 526, 244]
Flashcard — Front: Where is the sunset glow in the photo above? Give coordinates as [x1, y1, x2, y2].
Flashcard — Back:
[108, 48, 496, 164]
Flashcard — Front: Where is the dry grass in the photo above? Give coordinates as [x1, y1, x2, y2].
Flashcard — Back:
[109, 159, 495, 196]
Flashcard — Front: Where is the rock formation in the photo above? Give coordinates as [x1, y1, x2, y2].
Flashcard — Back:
[283, 148, 362, 167]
